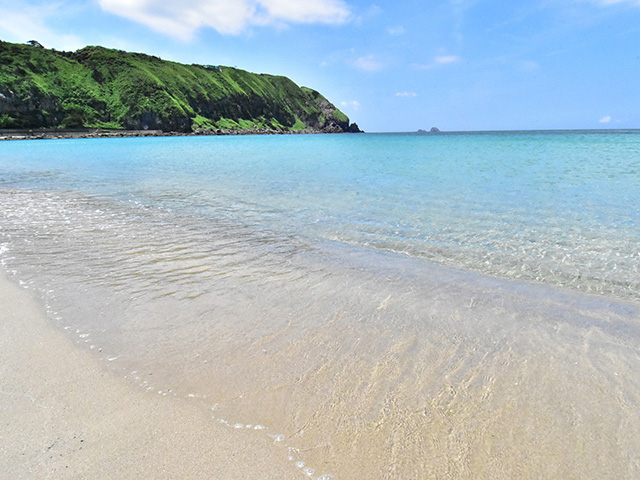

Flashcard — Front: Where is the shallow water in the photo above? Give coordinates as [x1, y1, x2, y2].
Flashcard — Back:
[1, 132, 640, 478]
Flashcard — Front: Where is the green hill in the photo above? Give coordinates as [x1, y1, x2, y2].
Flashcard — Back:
[0, 40, 360, 134]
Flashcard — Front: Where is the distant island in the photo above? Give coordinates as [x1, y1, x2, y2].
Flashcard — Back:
[0, 40, 361, 136]
[417, 127, 441, 134]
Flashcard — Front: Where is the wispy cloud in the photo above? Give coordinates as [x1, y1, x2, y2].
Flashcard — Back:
[341, 100, 361, 110]
[352, 4, 383, 26]
[387, 25, 405, 35]
[434, 55, 460, 65]
[586, 0, 640, 6]
[599, 115, 612, 123]
[396, 92, 417, 97]
[352, 54, 386, 72]
[0, 1, 84, 50]
[413, 55, 461, 70]
[258, 0, 350, 24]
[98, 0, 351, 40]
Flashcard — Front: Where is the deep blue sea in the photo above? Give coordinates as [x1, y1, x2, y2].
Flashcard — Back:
[1, 131, 640, 478]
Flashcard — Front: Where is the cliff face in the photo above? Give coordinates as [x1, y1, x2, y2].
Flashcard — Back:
[0, 41, 360, 133]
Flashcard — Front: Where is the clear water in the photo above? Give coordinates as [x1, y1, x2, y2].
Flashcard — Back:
[2, 131, 639, 300]
[1, 131, 640, 479]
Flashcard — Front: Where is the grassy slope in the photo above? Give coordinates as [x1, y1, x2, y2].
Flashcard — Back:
[0, 41, 350, 132]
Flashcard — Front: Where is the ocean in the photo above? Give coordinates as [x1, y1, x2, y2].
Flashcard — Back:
[1, 131, 639, 478]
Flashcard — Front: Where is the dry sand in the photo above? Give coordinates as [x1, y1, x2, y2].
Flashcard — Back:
[0, 271, 300, 480]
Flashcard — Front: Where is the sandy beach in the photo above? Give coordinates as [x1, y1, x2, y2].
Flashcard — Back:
[2, 132, 639, 479]
[0, 271, 299, 480]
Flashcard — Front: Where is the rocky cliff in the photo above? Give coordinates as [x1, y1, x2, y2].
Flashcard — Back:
[0, 41, 360, 134]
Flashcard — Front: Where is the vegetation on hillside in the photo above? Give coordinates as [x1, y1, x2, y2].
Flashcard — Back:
[0, 40, 356, 133]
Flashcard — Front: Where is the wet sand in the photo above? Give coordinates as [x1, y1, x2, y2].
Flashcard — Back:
[0, 271, 299, 480]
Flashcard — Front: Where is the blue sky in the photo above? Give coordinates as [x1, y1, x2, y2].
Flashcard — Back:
[1, 0, 639, 132]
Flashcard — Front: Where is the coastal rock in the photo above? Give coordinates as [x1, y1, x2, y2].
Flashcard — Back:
[0, 40, 356, 134]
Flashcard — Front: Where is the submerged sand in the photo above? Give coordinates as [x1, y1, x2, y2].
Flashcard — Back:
[0, 271, 299, 480]
[3, 258, 640, 479]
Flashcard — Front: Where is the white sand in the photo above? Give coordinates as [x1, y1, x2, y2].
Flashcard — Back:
[0, 272, 299, 479]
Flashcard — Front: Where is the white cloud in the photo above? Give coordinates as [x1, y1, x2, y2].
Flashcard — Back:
[587, 0, 640, 5]
[258, 0, 350, 23]
[353, 54, 386, 72]
[387, 25, 405, 35]
[599, 115, 612, 123]
[434, 55, 459, 65]
[353, 4, 383, 26]
[396, 92, 417, 97]
[0, 2, 83, 50]
[413, 55, 460, 70]
[341, 100, 360, 110]
[98, 0, 350, 39]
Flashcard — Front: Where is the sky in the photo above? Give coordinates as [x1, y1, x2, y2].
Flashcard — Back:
[1, 0, 639, 132]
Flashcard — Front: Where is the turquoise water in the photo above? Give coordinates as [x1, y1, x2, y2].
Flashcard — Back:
[2, 131, 639, 299]
[1, 131, 640, 479]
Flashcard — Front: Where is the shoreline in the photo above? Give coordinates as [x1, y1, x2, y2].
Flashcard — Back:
[0, 127, 361, 141]
[0, 270, 301, 479]
[2, 131, 639, 478]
